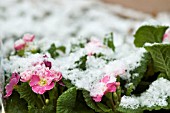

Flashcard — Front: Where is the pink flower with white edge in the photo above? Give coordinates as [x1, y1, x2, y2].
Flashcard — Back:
[92, 75, 119, 102]
[50, 70, 62, 82]
[29, 67, 62, 94]
[4, 73, 20, 98]
[20, 70, 33, 82]
[23, 34, 35, 42]
[29, 75, 55, 94]
[163, 29, 170, 43]
[14, 39, 26, 50]
[85, 38, 103, 56]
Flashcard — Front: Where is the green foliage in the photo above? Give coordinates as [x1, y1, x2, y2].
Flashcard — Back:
[16, 83, 43, 108]
[134, 25, 168, 47]
[82, 90, 103, 112]
[5, 91, 28, 113]
[127, 52, 151, 95]
[104, 33, 115, 52]
[48, 43, 66, 58]
[75, 55, 87, 70]
[16, 49, 25, 56]
[145, 44, 170, 80]
[62, 78, 74, 88]
[117, 106, 143, 113]
[28, 104, 54, 113]
[57, 87, 94, 113]
[97, 103, 112, 113]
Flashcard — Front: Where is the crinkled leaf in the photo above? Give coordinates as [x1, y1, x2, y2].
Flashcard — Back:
[57, 87, 94, 113]
[97, 103, 112, 113]
[104, 33, 115, 52]
[62, 78, 74, 88]
[57, 87, 77, 113]
[16, 83, 42, 108]
[134, 25, 168, 47]
[28, 104, 54, 113]
[5, 91, 28, 113]
[117, 106, 143, 113]
[129, 52, 151, 89]
[145, 44, 170, 80]
[82, 90, 103, 112]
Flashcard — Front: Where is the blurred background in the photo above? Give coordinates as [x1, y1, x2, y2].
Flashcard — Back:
[0, 0, 170, 50]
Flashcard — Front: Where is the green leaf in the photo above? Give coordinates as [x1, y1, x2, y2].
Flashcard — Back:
[104, 33, 115, 52]
[126, 84, 134, 96]
[134, 25, 168, 47]
[62, 78, 74, 88]
[129, 52, 151, 89]
[56, 46, 66, 53]
[48, 43, 66, 58]
[97, 103, 112, 113]
[57, 87, 94, 113]
[117, 106, 143, 113]
[56, 87, 77, 113]
[5, 91, 28, 113]
[75, 55, 87, 70]
[82, 90, 103, 112]
[28, 104, 54, 113]
[16, 49, 25, 56]
[145, 44, 170, 80]
[16, 83, 43, 108]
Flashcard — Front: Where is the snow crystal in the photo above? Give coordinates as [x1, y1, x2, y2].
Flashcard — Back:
[120, 77, 170, 109]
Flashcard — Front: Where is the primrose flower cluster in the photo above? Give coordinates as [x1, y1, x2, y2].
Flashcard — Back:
[3, 25, 170, 113]
[5, 34, 62, 98]
[4, 34, 124, 103]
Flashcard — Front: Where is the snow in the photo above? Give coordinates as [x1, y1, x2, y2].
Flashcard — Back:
[1, 0, 170, 109]
[120, 77, 170, 109]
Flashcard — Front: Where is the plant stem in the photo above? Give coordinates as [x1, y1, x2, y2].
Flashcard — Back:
[39, 95, 45, 105]
[110, 93, 115, 111]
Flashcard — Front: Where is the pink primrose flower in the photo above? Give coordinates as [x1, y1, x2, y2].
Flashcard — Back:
[163, 29, 170, 43]
[23, 34, 35, 42]
[20, 70, 33, 82]
[4, 73, 20, 98]
[29, 68, 62, 94]
[29, 75, 55, 94]
[92, 75, 119, 102]
[14, 39, 26, 50]
[85, 38, 103, 55]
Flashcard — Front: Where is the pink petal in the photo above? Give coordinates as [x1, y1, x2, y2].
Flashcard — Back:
[14, 39, 26, 50]
[32, 85, 46, 94]
[5, 84, 13, 93]
[100, 76, 110, 83]
[106, 83, 116, 93]
[29, 75, 40, 87]
[44, 60, 52, 69]
[92, 95, 103, 102]
[44, 82, 55, 90]
[4, 91, 12, 98]
[23, 34, 35, 42]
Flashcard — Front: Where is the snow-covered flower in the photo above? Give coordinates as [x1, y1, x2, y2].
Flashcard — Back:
[20, 70, 33, 82]
[85, 38, 104, 56]
[92, 75, 120, 102]
[14, 39, 26, 50]
[23, 34, 35, 42]
[29, 67, 62, 94]
[162, 29, 170, 43]
[4, 73, 20, 98]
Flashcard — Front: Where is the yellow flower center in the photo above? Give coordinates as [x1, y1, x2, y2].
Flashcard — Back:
[38, 78, 47, 86]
